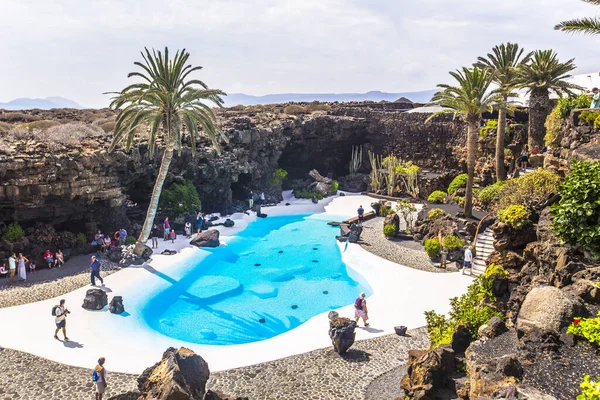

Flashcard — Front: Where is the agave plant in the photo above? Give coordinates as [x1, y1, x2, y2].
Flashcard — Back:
[428, 66, 504, 217]
[108, 47, 226, 255]
[555, 0, 600, 35]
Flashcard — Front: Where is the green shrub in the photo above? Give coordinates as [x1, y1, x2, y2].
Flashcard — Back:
[551, 161, 600, 257]
[428, 190, 446, 204]
[16, 119, 61, 132]
[283, 104, 307, 115]
[268, 168, 288, 186]
[498, 205, 531, 230]
[383, 223, 397, 237]
[456, 196, 465, 207]
[125, 236, 137, 245]
[545, 106, 562, 147]
[428, 208, 446, 221]
[576, 375, 600, 400]
[0, 112, 40, 123]
[567, 311, 600, 347]
[479, 264, 509, 301]
[425, 238, 441, 259]
[294, 189, 324, 200]
[159, 179, 201, 218]
[425, 276, 504, 347]
[378, 205, 394, 217]
[1, 222, 25, 242]
[306, 101, 331, 113]
[448, 174, 468, 195]
[100, 121, 116, 133]
[331, 180, 339, 193]
[443, 235, 465, 250]
[479, 120, 498, 138]
[478, 181, 506, 208]
[495, 169, 562, 211]
[229, 104, 246, 111]
[579, 110, 600, 126]
[556, 94, 591, 119]
[77, 232, 87, 248]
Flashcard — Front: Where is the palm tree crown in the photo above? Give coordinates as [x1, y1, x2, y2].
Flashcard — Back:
[516, 50, 579, 95]
[429, 66, 504, 121]
[555, 0, 600, 35]
[476, 43, 532, 94]
[109, 47, 226, 156]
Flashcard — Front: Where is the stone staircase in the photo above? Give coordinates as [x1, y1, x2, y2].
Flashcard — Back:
[472, 227, 495, 276]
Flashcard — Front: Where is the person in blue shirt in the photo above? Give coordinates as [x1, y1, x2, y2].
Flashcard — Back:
[591, 87, 600, 108]
[119, 228, 127, 246]
[357, 205, 365, 224]
[90, 255, 104, 286]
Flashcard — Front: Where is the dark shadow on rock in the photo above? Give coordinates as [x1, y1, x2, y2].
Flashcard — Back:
[339, 349, 371, 363]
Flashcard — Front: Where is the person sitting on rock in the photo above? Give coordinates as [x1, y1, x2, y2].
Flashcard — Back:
[54, 249, 65, 267]
[354, 292, 369, 327]
[43, 249, 54, 269]
[94, 230, 104, 251]
[0, 263, 8, 277]
[102, 235, 111, 252]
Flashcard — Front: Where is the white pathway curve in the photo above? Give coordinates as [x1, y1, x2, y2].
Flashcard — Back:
[0, 193, 471, 374]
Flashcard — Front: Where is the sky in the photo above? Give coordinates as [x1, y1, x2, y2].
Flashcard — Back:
[1, 0, 600, 108]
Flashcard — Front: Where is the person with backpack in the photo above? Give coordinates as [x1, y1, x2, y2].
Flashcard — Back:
[354, 292, 369, 327]
[53, 299, 70, 341]
[92, 357, 108, 399]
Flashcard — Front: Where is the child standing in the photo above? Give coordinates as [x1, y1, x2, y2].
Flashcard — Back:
[185, 222, 192, 238]
[169, 229, 176, 243]
[29, 260, 36, 273]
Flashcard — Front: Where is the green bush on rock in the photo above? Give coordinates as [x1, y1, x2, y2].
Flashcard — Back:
[443, 235, 465, 250]
[477, 181, 506, 208]
[479, 264, 509, 301]
[77, 232, 87, 248]
[425, 238, 441, 259]
[268, 168, 288, 186]
[498, 205, 531, 230]
[552, 161, 600, 257]
[448, 174, 468, 195]
[455, 196, 465, 208]
[331, 180, 339, 193]
[159, 179, 201, 219]
[494, 169, 561, 211]
[125, 236, 137, 245]
[1, 222, 25, 242]
[567, 311, 600, 347]
[294, 189, 324, 200]
[428, 190, 447, 204]
[383, 223, 397, 237]
[479, 119, 498, 138]
[577, 375, 600, 400]
[428, 208, 446, 221]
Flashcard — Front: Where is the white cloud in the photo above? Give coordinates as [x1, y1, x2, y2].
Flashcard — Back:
[0, 0, 599, 107]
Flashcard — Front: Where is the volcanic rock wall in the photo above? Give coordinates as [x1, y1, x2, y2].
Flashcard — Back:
[0, 103, 465, 231]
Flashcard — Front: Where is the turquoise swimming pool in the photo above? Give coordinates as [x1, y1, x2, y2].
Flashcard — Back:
[142, 213, 371, 345]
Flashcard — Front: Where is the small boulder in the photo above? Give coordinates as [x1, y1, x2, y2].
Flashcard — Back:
[563, 279, 600, 304]
[495, 355, 523, 379]
[82, 289, 108, 310]
[329, 317, 356, 354]
[138, 347, 210, 400]
[451, 324, 472, 354]
[517, 286, 585, 333]
[223, 219, 234, 228]
[109, 296, 125, 314]
[478, 317, 507, 340]
[190, 230, 220, 248]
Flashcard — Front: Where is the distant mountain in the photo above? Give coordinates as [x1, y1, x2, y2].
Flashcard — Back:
[222, 90, 437, 107]
[0, 97, 84, 110]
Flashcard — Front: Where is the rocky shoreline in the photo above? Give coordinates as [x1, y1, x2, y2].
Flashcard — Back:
[0, 330, 429, 400]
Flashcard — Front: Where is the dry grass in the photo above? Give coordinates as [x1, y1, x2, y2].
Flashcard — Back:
[16, 120, 61, 132]
[0, 121, 12, 132]
[0, 112, 40, 123]
[283, 104, 307, 115]
[6, 127, 31, 141]
[306, 101, 331, 113]
[99, 121, 116, 133]
[36, 122, 104, 149]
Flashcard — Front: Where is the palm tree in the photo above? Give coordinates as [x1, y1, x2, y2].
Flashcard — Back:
[555, 0, 600, 35]
[476, 43, 532, 181]
[427, 67, 503, 218]
[108, 47, 226, 256]
[517, 50, 579, 149]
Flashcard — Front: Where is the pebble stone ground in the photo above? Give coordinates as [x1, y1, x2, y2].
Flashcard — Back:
[0, 330, 428, 400]
[359, 217, 445, 273]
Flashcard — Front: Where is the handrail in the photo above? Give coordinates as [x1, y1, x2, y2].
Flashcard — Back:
[472, 213, 491, 251]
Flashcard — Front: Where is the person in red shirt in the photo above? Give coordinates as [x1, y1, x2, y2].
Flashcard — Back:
[531, 145, 541, 155]
[43, 250, 54, 269]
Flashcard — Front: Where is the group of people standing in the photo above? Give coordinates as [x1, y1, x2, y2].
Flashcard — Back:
[1, 250, 64, 285]
[248, 191, 266, 209]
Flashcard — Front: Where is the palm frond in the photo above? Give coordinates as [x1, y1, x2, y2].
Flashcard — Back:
[555, 17, 600, 35]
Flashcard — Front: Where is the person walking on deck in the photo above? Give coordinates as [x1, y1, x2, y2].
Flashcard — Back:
[462, 245, 473, 275]
[53, 299, 70, 341]
[354, 292, 369, 327]
[90, 255, 104, 286]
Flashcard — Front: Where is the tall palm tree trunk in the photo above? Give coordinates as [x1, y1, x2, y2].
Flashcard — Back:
[133, 137, 175, 256]
[496, 97, 508, 181]
[464, 116, 479, 218]
[528, 87, 550, 149]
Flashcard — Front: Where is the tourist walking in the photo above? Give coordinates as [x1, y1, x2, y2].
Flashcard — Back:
[185, 221, 192, 238]
[119, 228, 127, 246]
[43, 249, 54, 269]
[462, 245, 473, 275]
[55, 249, 65, 267]
[163, 217, 170, 241]
[354, 292, 369, 327]
[90, 255, 104, 286]
[357, 205, 365, 224]
[260, 192, 266, 205]
[196, 212, 203, 234]
[93, 357, 108, 400]
[53, 299, 70, 341]
[519, 145, 529, 171]
[248, 191, 254, 209]
[8, 253, 16, 285]
[17, 253, 28, 281]
[151, 224, 160, 249]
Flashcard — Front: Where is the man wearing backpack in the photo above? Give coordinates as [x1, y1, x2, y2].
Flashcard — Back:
[92, 357, 107, 400]
[354, 292, 369, 327]
[53, 299, 70, 341]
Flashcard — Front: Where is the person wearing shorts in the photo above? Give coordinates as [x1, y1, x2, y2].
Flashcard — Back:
[8, 253, 16, 285]
[354, 292, 369, 327]
[54, 299, 69, 341]
[357, 205, 365, 224]
[463, 245, 473, 275]
[94, 357, 108, 400]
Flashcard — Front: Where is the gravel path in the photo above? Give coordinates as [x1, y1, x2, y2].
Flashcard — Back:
[0, 330, 428, 400]
[0, 255, 120, 309]
[359, 217, 446, 273]
[364, 364, 406, 400]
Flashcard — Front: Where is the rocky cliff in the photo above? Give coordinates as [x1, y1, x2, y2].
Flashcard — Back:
[0, 102, 465, 233]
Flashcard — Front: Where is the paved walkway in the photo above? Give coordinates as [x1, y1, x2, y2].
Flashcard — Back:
[0, 329, 428, 400]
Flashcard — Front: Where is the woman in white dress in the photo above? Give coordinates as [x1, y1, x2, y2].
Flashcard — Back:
[17, 253, 28, 281]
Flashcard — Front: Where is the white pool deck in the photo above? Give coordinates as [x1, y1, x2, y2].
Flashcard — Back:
[0, 192, 471, 374]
